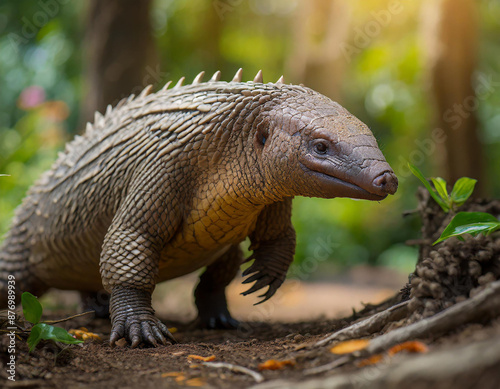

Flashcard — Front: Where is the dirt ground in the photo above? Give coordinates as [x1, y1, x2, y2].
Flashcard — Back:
[0, 269, 400, 388]
[2, 269, 500, 389]
[2, 194, 500, 388]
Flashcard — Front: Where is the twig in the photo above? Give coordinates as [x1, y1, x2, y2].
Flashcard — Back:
[201, 361, 264, 383]
[0, 328, 26, 334]
[43, 311, 95, 324]
[302, 356, 351, 376]
[315, 300, 409, 347]
[364, 279, 500, 355]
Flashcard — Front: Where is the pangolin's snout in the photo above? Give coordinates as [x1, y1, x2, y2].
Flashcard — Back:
[372, 171, 398, 196]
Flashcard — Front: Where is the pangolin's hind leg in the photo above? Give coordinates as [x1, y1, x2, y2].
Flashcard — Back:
[194, 244, 242, 329]
[80, 290, 110, 318]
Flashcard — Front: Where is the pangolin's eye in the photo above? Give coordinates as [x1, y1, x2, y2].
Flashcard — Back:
[314, 142, 328, 154]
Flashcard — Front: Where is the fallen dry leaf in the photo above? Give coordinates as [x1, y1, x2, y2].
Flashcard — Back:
[188, 354, 216, 362]
[357, 354, 384, 367]
[161, 372, 184, 378]
[115, 338, 128, 348]
[388, 341, 428, 356]
[69, 328, 101, 341]
[185, 378, 206, 387]
[258, 359, 295, 371]
[330, 339, 370, 355]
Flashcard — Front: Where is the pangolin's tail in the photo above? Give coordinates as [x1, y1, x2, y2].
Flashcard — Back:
[0, 228, 47, 308]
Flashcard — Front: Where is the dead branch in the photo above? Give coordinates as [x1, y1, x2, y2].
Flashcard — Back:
[253, 335, 500, 389]
[202, 361, 264, 383]
[315, 300, 409, 347]
[364, 279, 500, 355]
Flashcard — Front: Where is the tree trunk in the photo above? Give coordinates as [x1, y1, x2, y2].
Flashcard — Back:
[422, 0, 484, 193]
[286, 0, 351, 101]
[80, 0, 158, 126]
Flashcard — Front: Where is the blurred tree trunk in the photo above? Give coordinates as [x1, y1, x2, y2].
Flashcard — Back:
[286, 0, 351, 101]
[198, 1, 224, 72]
[422, 0, 485, 193]
[80, 0, 158, 126]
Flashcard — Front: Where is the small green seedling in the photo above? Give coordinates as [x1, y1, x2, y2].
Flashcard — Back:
[408, 163, 476, 213]
[409, 163, 500, 244]
[22, 292, 83, 352]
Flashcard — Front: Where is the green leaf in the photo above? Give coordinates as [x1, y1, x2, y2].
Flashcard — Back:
[21, 292, 43, 324]
[408, 163, 450, 212]
[430, 177, 449, 203]
[28, 323, 83, 352]
[434, 212, 500, 244]
[450, 177, 477, 207]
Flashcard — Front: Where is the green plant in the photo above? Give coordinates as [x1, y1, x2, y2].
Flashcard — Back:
[408, 163, 476, 213]
[22, 292, 83, 352]
[409, 163, 500, 244]
[434, 212, 500, 244]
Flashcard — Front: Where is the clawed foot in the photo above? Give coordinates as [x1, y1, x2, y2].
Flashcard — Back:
[195, 289, 240, 330]
[241, 259, 284, 304]
[197, 311, 240, 329]
[110, 312, 177, 347]
[109, 287, 176, 348]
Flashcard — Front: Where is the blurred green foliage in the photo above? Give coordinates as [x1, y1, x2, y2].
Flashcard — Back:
[1, 0, 499, 275]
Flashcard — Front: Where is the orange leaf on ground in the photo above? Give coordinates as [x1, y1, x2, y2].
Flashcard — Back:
[388, 341, 429, 356]
[330, 339, 370, 354]
[68, 328, 101, 341]
[357, 354, 384, 367]
[161, 372, 184, 378]
[185, 378, 206, 387]
[258, 359, 295, 371]
[188, 354, 216, 362]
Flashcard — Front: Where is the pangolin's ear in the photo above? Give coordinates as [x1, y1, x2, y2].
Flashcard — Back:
[255, 124, 269, 150]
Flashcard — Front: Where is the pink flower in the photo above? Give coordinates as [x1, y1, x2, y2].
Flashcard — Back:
[18, 86, 46, 110]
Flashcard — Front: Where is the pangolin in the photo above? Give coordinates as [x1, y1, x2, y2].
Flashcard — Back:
[0, 69, 398, 347]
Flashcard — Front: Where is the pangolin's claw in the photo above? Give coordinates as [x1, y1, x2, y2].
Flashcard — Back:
[241, 274, 273, 296]
[255, 279, 282, 305]
[109, 312, 177, 347]
[109, 287, 177, 347]
[242, 272, 261, 284]
[242, 266, 256, 277]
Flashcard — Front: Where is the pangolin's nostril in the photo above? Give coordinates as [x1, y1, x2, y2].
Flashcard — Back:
[373, 171, 398, 195]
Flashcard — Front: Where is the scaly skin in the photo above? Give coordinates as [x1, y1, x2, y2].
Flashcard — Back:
[0, 69, 398, 347]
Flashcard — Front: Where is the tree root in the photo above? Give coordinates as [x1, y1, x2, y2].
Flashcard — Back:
[254, 336, 500, 389]
[364, 279, 500, 355]
[315, 300, 409, 347]
[285, 279, 500, 388]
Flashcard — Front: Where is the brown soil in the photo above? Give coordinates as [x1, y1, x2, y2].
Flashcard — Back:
[2, 193, 500, 388]
[2, 307, 500, 389]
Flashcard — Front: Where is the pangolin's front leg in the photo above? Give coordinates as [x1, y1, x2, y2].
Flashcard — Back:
[100, 182, 181, 348]
[194, 244, 242, 329]
[242, 197, 296, 304]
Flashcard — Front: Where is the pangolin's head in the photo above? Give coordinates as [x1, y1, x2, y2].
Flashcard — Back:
[255, 86, 398, 201]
